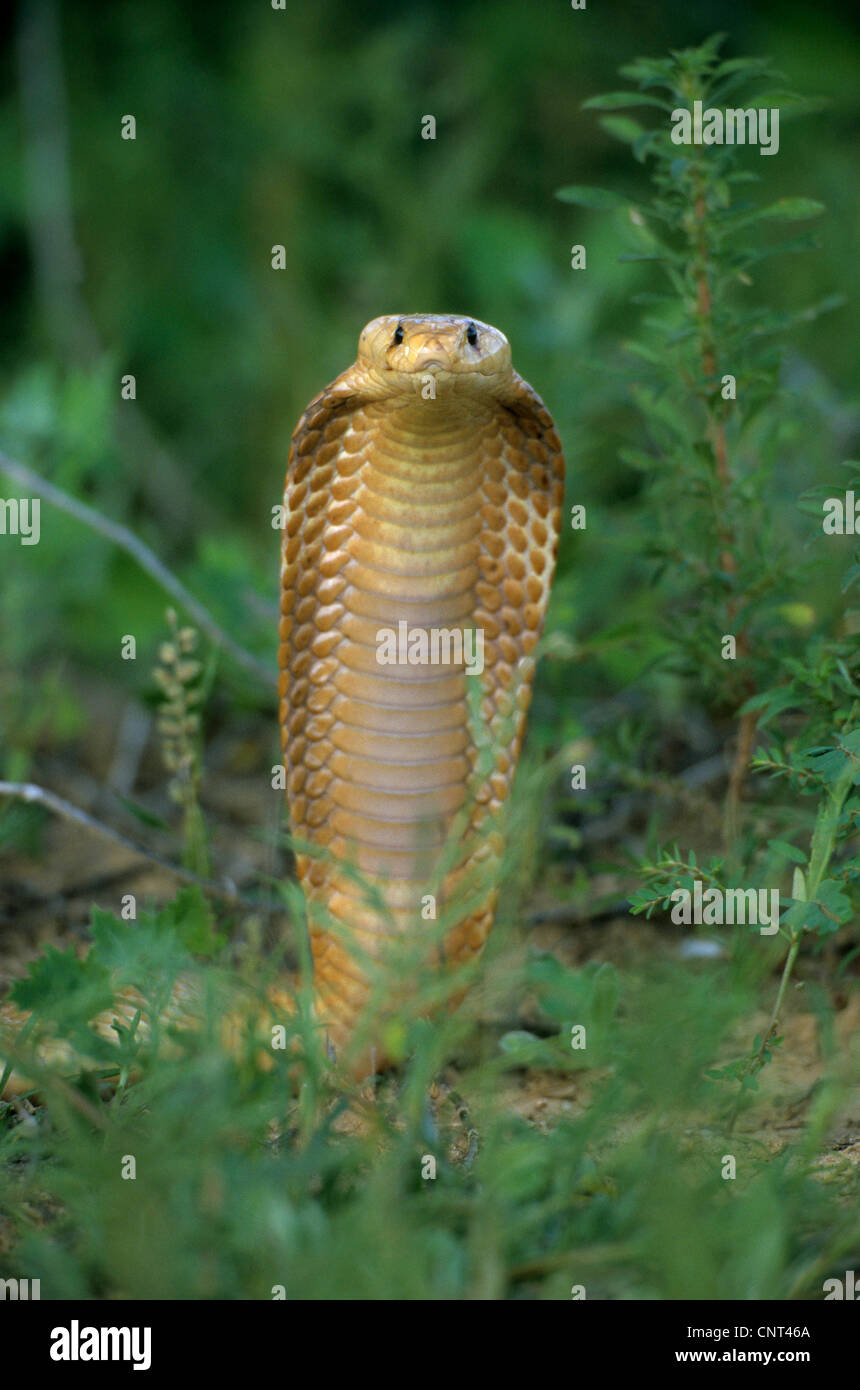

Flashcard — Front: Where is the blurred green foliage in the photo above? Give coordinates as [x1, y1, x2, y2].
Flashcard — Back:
[1, 0, 858, 732]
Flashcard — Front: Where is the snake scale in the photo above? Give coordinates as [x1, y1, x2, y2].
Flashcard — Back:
[1, 314, 564, 1090]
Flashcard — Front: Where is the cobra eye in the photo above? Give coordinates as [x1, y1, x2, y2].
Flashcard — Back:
[466, 322, 479, 347]
[392, 323, 404, 345]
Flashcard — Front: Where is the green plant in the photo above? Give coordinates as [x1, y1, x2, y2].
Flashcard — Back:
[2, 882, 858, 1299]
[153, 610, 211, 878]
[561, 36, 858, 1126]
[558, 34, 841, 846]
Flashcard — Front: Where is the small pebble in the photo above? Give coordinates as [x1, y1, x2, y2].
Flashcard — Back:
[678, 938, 725, 960]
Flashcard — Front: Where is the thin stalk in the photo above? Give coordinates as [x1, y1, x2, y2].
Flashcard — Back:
[0, 452, 276, 692]
[0, 780, 283, 914]
[728, 764, 854, 1130]
[680, 73, 757, 851]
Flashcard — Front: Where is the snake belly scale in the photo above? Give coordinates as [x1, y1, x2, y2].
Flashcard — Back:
[279, 313, 564, 1064]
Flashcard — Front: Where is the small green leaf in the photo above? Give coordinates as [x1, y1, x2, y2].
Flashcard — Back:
[555, 185, 633, 210]
[805, 879, 853, 933]
[11, 947, 113, 1029]
[498, 1029, 542, 1055]
[599, 115, 645, 144]
[590, 963, 620, 1027]
[116, 795, 172, 832]
[618, 448, 658, 471]
[158, 886, 225, 958]
[738, 687, 800, 725]
[618, 58, 675, 86]
[715, 56, 775, 76]
[583, 92, 669, 111]
[768, 839, 807, 866]
[758, 198, 826, 221]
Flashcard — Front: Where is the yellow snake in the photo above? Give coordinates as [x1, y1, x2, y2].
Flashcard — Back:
[1, 313, 564, 1091]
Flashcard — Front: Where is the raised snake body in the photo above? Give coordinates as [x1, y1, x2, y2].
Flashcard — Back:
[280, 314, 564, 1064]
[1, 314, 564, 1088]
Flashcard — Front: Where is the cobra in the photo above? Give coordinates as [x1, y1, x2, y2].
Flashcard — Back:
[1, 314, 564, 1089]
